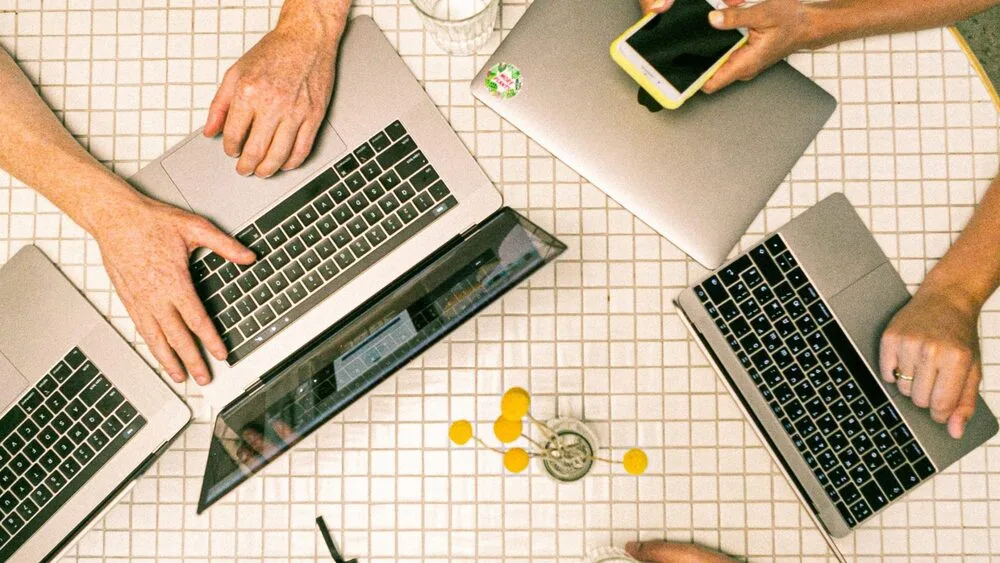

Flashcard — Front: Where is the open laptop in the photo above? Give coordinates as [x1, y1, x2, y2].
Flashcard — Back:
[130, 16, 566, 511]
[675, 193, 998, 552]
[0, 246, 190, 562]
[470, 0, 837, 268]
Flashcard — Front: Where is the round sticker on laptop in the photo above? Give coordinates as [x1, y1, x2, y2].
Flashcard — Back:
[485, 63, 522, 99]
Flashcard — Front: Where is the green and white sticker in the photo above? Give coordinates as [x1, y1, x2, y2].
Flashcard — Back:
[485, 63, 522, 99]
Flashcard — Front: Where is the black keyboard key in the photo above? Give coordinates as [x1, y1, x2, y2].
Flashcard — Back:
[255, 306, 276, 327]
[303, 272, 323, 292]
[365, 226, 387, 246]
[2, 513, 23, 534]
[0, 491, 17, 513]
[30, 484, 51, 508]
[717, 301, 738, 322]
[360, 161, 382, 182]
[787, 267, 807, 287]
[59, 458, 81, 480]
[363, 206, 384, 226]
[190, 260, 211, 283]
[862, 448, 884, 472]
[316, 215, 337, 236]
[397, 203, 418, 223]
[64, 348, 86, 369]
[265, 227, 288, 248]
[720, 256, 751, 286]
[816, 449, 837, 471]
[272, 294, 292, 314]
[794, 417, 817, 437]
[839, 482, 861, 506]
[913, 457, 935, 479]
[116, 402, 137, 424]
[410, 165, 439, 192]
[428, 181, 451, 201]
[334, 154, 359, 177]
[738, 298, 760, 320]
[851, 397, 874, 419]
[354, 142, 375, 163]
[852, 433, 874, 454]
[95, 389, 124, 418]
[50, 362, 73, 383]
[15, 499, 37, 521]
[750, 245, 783, 285]
[17, 390, 42, 415]
[398, 151, 429, 180]
[775, 252, 797, 273]
[23, 439, 43, 460]
[235, 295, 256, 317]
[413, 192, 434, 213]
[379, 170, 401, 192]
[250, 284, 273, 306]
[796, 314, 818, 336]
[318, 260, 339, 281]
[239, 317, 260, 338]
[809, 302, 833, 325]
[37, 426, 58, 448]
[821, 322, 888, 407]
[44, 471, 65, 495]
[871, 466, 903, 501]
[284, 262, 306, 283]
[376, 135, 416, 169]
[775, 317, 795, 338]
[80, 376, 111, 405]
[370, 131, 391, 151]
[753, 284, 775, 306]
[221, 284, 243, 305]
[849, 500, 872, 522]
[785, 298, 806, 319]
[237, 270, 260, 292]
[350, 238, 371, 258]
[334, 249, 355, 270]
[54, 437, 74, 458]
[798, 350, 818, 371]
[894, 463, 920, 490]
[329, 183, 351, 204]
[739, 333, 762, 354]
[386, 120, 407, 140]
[40, 450, 60, 472]
[764, 235, 786, 255]
[25, 464, 45, 486]
[890, 424, 913, 446]
[347, 216, 368, 237]
[36, 375, 57, 397]
[829, 467, 850, 488]
[841, 416, 862, 438]
[197, 273, 224, 300]
[287, 282, 308, 303]
[16, 419, 38, 441]
[805, 397, 825, 419]
[301, 226, 322, 247]
[316, 239, 337, 260]
[877, 405, 902, 429]
[345, 172, 366, 192]
[850, 464, 871, 486]
[287, 237, 307, 258]
[729, 318, 750, 338]
[9, 454, 29, 476]
[51, 412, 72, 434]
[67, 423, 88, 444]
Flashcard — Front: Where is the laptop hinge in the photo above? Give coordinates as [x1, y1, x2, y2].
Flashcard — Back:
[244, 377, 266, 396]
[460, 223, 478, 239]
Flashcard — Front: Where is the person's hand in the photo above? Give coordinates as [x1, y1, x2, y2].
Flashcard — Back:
[203, 24, 339, 178]
[880, 285, 982, 439]
[640, 0, 811, 93]
[626, 540, 735, 562]
[91, 189, 256, 385]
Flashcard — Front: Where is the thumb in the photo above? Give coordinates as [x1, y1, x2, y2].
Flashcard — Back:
[709, 4, 770, 30]
[204, 68, 239, 137]
[642, 0, 675, 14]
[947, 362, 982, 439]
[186, 217, 257, 265]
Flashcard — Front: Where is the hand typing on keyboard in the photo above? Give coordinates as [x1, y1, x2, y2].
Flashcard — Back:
[92, 194, 257, 385]
[202, 0, 352, 178]
[880, 176, 1000, 440]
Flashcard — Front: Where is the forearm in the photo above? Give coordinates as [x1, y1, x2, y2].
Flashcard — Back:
[0, 48, 139, 235]
[274, 0, 352, 47]
[917, 173, 1000, 314]
[800, 0, 1000, 50]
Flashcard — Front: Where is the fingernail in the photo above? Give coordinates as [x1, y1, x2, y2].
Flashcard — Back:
[651, 0, 666, 9]
[709, 10, 724, 27]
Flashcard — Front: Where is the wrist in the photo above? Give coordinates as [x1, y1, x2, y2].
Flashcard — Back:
[798, 3, 835, 50]
[274, 0, 348, 49]
[79, 176, 148, 240]
[915, 269, 987, 320]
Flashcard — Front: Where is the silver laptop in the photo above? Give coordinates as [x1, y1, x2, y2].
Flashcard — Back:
[0, 246, 190, 562]
[132, 16, 504, 410]
[470, 0, 837, 268]
[675, 194, 998, 551]
[130, 15, 567, 511]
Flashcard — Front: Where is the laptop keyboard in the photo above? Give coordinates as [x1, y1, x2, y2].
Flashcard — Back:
[0, 348, 146, 560]
[695, 234, 936, 528]
[190, 120, 458, 364]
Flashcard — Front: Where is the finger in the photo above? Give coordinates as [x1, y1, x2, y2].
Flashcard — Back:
[205, 67, 240, 137]
[174, 283, 228, 361]
[255, 119, 300, 178]
[947, 362, 982, 439]
[236, 113, 281, 177]
[909, 344, 940, 408]
[930, 350, 974, 423]
[106, 264, 145, 335]
[895, 339, 921, 398]
[158, 307, 212, 385]
[281, 117, 323, 171]
[702, 46, 759, 93]
[242, 427, 279, 455]
[640, 0, 675, 14]
[271, 419, 297, 442]
[722, 0, 746, 5]
[222, 99, 255, 158]
[139, 314, 187, 383]
[880, 329, 901, 383]
[709, 3, 773, 30]
[185, 216, 257, 264]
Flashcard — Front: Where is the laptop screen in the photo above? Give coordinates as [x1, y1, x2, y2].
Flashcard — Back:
[198, 208, 565, 512]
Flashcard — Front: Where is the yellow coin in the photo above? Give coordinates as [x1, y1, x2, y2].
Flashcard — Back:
[623, 448, 648, 475]
[449, 420, 473, 445]
[493, 416, 522, 444]
[503, 447, 530, 473]
[501, 387, 531, 420]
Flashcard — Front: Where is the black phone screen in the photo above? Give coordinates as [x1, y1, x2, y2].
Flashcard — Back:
[626, 0, 745, 92]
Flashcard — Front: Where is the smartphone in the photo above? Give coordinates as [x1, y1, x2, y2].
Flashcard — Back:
[611, 0, 748, 109]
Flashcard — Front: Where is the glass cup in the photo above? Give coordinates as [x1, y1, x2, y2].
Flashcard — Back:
[409, 0, 500, 55]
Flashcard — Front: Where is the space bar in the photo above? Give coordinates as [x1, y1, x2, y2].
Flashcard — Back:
[821, 321, 889, 408]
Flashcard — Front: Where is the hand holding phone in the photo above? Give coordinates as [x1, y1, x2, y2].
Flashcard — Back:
[611, 0, 748, 109]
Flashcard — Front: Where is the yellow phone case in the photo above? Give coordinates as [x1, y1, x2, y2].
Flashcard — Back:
[610, 11, 748, 110]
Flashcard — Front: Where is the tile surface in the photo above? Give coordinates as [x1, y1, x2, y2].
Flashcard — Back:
[1, 0, 1000, 561]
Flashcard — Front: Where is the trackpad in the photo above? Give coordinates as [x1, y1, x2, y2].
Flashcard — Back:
[0, 352, 29, 412]
[160, 122, 346, 234]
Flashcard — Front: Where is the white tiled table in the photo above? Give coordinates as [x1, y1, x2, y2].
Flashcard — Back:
[2, 1, 1000, 561]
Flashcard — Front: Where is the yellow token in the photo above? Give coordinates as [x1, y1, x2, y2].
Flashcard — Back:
[623, 448, 648, 475]
[503, 447, 530, 473]
[449, 420, 473, 445]
[493, 416, 522, 444]
[501, 387, 531, 420]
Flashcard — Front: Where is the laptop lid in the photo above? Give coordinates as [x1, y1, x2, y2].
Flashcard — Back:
[471, 0, 837, 268]
[197, 208, 565, 512]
